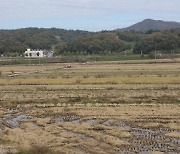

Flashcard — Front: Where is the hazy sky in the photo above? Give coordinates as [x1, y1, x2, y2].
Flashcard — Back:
[0, 0, 180, 31]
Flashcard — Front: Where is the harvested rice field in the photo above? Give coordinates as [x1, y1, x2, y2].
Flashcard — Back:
[0, 59, 180, 154]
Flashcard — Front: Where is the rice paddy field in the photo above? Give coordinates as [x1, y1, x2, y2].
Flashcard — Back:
[0, 59, 180, 154]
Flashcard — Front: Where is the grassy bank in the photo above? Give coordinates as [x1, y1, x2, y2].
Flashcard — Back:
[0, 54, 151, 66]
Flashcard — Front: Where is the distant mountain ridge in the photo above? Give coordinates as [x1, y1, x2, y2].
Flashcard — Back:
[119, 19, 180, 31]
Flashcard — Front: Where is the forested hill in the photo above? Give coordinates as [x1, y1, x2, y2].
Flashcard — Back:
[0, 28, 92, 55]
[119, 19, 180, 31]
[0, 27, 180, 56]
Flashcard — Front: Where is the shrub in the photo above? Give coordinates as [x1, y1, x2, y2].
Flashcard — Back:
[95, 74, 106, 78]
[83, 74, 89, 78]
[75, 79, 81, 84]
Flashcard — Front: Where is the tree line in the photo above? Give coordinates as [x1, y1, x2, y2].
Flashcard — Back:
[0, 28, 180, 56]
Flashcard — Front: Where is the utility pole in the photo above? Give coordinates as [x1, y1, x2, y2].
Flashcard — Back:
[29, 53, 32, 66]
[39, 57, 40, 65]
[28, 56, 30, 66]
[46, 56, 48, 70]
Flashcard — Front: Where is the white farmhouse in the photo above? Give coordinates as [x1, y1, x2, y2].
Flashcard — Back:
[25, 49, 54, 58]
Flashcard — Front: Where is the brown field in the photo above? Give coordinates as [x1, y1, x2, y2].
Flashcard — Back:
[0, 59, 180, 154]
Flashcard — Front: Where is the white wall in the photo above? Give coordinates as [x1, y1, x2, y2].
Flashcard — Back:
[25, 50, 44, 58]
[25, 49, 54, 58]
